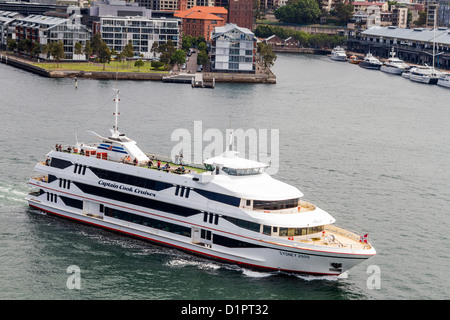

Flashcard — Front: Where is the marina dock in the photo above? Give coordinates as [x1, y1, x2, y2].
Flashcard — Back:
[162, 72, 215, 88]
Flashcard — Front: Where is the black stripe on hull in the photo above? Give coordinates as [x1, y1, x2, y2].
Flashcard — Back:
[28, 203, 371, 276]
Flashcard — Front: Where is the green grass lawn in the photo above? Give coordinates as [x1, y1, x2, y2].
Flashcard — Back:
[33, 60, 168, 73]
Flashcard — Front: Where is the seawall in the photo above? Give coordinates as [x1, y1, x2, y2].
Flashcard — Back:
[0, 53, 50, 77]
[0, 53, 276, 84]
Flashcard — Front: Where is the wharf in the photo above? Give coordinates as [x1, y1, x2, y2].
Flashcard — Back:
[162, 73, 215, 88]
[162, 73, 194, 83]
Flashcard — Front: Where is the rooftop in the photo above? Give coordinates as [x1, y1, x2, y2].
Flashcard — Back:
[174, 5, 227, 20]
[183, 11, 224, 21]
[212, 23, 255, 39]
[362, 26, 450, 45]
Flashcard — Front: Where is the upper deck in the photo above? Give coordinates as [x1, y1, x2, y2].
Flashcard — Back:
[51, 143, 207, 175]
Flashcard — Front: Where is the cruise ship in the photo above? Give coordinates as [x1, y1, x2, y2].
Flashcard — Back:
[26, 90, 376, 276]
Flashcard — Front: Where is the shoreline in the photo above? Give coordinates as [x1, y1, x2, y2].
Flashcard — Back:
[0, 52, 276, 84]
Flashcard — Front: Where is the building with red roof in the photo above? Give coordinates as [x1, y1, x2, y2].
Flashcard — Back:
[175, 5, 228, 41]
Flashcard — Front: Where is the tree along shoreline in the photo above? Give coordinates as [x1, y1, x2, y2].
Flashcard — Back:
[254, 24, 346, 49]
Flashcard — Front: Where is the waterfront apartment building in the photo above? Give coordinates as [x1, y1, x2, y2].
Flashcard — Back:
[3, 12, 89, 60]
[210, 23, 256, 73]
[0, 11, 23, 50]
[99, 16, 180, 59]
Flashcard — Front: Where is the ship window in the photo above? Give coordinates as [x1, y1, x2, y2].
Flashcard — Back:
[222, 216, 260, 233]
[50, 158, 72, 169]
[279, 228, 296, 237]
[276, 226, 324, 237]
[204, 163, 215, 171]
[201, 229, 212, 240]
[104, 206, 191, 237]
[253, 198, 299, 211]
[213, 234, 262, 248]
[194, 189, 240, 207]
[59, 196, 83, 209]
[263, 225, 271, 235]
[222, 167, 264, 176]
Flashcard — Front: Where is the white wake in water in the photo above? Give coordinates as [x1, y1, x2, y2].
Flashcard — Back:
[165, 258, 222, 271]
[240, 269, 275, 278]
[0, 185, 28, 207]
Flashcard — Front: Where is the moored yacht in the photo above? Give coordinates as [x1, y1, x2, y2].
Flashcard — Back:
[359, 52, 382, 70]
[26, 90, 376, 276]
[330, 46, 347, 61]
[380, 48, 410, 75]
[409, 65, 442, 84]
[348, 55, 362, 64]
[437, 73, 450, 88]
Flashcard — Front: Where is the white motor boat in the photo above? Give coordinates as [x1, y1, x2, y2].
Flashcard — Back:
[437, 73, 450, 88]
[401, 71, 411, 79]
[359, 52, 382, 70]
[381, 48, 410, 75]
[330, 46, 347, 61]
[409, 65, 443, 84]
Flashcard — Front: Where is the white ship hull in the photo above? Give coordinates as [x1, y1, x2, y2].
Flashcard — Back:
[437, 75, 450, 88]
[27, 197, 373, 275]
[409, 74, 439, 84]
[330, 54, 347, 62]
[380, 65, 404, 75]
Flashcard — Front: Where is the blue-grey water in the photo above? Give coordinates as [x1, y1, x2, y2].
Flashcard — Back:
[1, 53, 449, 301]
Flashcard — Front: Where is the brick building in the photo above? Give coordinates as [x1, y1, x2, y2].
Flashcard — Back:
[228, 0, 253, 31]
[175, 6, 227, 41]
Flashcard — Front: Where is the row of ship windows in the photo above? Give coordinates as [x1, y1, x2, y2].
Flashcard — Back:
[103, 205, 192, 238]
[42, 190, 83, 210]
[103, 206, 261, 249]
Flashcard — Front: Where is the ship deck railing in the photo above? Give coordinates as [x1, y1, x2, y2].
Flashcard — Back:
[252, 200, 316, 214]
[51, 146, 207, 175]
[278, 225, 372, 250]
[31, 174, 48, 183]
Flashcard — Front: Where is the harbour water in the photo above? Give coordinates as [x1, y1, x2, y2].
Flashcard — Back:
[0, 53, 449, 301]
